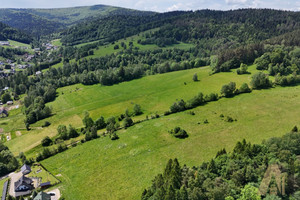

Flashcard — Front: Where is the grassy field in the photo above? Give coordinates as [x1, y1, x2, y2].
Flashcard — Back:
[8, 40, 31, 49]
[51, 39, 62, 47]
[41, 84, 300, 199]
[5, 66, 254, 156]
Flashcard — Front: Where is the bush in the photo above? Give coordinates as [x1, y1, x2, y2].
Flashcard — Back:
[193, 73, 198, 81]
[221, 82, 236, 97]
[111, 132, 119, 140]
[239, 83, 252, 94]
[250, 72, 271, 89]
[237, 63, 249, 75]
[42, 121, 51, 127]
[95, 116, 106, 129]
[170, 127, 188, 139]
[41, 136, 52, 147]
[133, 104, 143, 116]
[123, 116, 133, 128]
[225, 116, 234, 122]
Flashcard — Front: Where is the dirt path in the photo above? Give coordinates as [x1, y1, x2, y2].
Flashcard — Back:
[15, 131, 22, 137]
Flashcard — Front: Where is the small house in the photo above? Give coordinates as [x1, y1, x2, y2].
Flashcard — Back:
[21, 164, 31, 175]
[6, 101, 13, 105]
[33, 191, 51, 200]
[14, 175, 34, 192]
[36, 71, 42, 75]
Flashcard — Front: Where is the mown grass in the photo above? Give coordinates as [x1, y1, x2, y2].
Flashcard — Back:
[51, 39, 62, 47]
[7, 40, 31, 48]
[28, 165, 59, 185]
[41, 84, 300, 200]
[5, 66, 255, 156]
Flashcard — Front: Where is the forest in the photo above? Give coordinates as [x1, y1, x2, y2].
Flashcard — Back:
[142, 129, 300, 200]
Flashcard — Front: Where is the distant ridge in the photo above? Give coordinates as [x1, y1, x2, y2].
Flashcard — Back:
[0, 5, 154, 36]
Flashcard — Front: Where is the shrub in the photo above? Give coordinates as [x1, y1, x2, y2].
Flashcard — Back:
[41, 136, 52, 147]
[250, 72, 271, 89]
[123, 116, 133, 128]
[221, 82, 236, 97]
[239, 83, 252, 94]
[133, 104, 143, 116]
[170, 127, 188, 139]
[193, 73, 198, 81]
[111, 132, 119, 140]
[225, 116, 234, 122]
[42, 121, 51, 127]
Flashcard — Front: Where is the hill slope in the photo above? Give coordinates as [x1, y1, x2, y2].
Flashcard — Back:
[61, 9, 300, 49]
[0, 21, 33, 43]
[0, 5, 154, 36]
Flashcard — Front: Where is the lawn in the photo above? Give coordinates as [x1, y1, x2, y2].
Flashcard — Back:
[51, 39, 62, 47]
[41, 84, 300, 200]
[8, 40, 31, 49]
[28, 165, 60, 185]
[6, 66, 255, 156]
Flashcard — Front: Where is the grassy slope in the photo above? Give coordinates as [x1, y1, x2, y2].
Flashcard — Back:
[41, 84, 300, 200]
[6, 66, 252, 156]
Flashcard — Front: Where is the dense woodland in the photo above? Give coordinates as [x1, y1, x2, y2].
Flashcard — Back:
[0, 143, 18, 176]
[61, 9, 300, 49]
[142, 130, 300, 200]
[0, 22, 33, 44]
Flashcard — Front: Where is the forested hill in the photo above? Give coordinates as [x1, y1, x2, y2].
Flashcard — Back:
[61, 9, 300, 48]
[0, 5, 154, 37]
[0, 22, 33, 44]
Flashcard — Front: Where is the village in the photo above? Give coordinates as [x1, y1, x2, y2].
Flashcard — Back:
[0, 41, 58, 78]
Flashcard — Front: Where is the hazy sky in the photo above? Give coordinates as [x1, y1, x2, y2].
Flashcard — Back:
[0, 0, 299, 12]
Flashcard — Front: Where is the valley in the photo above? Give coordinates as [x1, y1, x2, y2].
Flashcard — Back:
[0, 4, 300, 200]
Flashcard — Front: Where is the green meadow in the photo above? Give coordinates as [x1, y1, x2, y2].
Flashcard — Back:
[41, 84, 300, 199]
[6, 66, 253, 156]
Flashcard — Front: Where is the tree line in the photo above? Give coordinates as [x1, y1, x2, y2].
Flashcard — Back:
[142, 128, 300, 199]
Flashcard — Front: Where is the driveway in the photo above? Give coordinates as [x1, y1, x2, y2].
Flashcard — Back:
[47, 188, 61, 200]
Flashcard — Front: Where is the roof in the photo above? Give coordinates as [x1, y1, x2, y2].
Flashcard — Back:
[39, 182, 51, 187]
[14, 175, 33, 190]
[33, 192, 51, 200]
[21, 164, 31, 174]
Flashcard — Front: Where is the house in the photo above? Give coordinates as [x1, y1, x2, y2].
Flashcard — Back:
[39, 181, 51, 189]
[14, 175, 34, 192]
[21, 164, 31, 175]
[3, 87, 9, 91]
[33, 192, 51, 200]
[6, 101, 13, 105]
[0, 41, 10, 46]
[36, 71, 42, 75]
